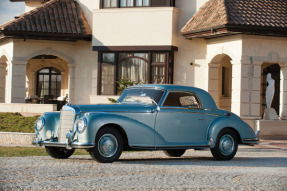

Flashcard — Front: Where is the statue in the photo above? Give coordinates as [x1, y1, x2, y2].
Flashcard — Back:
[266, 73, 275, 108]
[263, 73, 279, 120]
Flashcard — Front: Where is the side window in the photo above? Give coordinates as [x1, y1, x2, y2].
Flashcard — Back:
[163, 92, 200, 108]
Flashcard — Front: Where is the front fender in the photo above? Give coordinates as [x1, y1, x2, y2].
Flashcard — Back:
[77, 112, 156, 147]
[208, 116, 256, 147]
[37, 112, 60, 141]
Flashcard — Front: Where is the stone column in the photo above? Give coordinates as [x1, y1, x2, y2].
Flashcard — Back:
[0, 63, 7, 103]
[31, 72, 36, 96]
[230, 60, 242, 116]
[60, 72, 65, 96]
[9, 60, 27, 103]
[231, 57, 261, 119]
[280, 64, 287, 120]
[68, 63, 75, 104]
[208, 63, 220, 106]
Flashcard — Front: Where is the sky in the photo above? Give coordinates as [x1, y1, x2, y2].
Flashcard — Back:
[0, 0, 25, 25]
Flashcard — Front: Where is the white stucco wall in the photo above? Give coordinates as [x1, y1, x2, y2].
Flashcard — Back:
[73, 42, 98, 104]
[93, 7, 179, 47]
[0, 39, 14, 61]
[25, 1, 42, 12]
[173, 0, 207, 88]
[0, 39, 14, 103]
[242, 35, 287, 62]
[78, 0, 100, 28]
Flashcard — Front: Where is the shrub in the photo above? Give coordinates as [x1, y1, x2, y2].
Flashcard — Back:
[0, 113, 40, 133]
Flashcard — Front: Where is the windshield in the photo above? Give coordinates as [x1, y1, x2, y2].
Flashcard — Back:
[117, 89, 165, 105]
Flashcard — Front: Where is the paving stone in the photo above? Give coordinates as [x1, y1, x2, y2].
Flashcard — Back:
[0, 146, 286, 190]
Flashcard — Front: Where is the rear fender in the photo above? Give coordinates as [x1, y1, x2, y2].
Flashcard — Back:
[208, 117, 256, 147]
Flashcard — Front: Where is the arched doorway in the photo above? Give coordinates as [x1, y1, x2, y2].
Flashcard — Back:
[0, 56, 8, 103]
[261, 63, 281, 117]
[26, 55, 69, 103]
[208, 54, 232, 111]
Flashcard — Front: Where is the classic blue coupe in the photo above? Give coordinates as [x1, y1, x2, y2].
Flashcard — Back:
[33, 85, 259, 162]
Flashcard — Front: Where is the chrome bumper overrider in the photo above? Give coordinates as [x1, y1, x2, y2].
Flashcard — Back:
[32, 132, 94, 149]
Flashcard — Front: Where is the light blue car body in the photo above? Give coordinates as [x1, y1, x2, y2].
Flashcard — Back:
[33, 84, 259, 150]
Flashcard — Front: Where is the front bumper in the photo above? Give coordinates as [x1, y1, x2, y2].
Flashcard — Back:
[242, 130, 260, 145]
[32, 140, 95, 149]
[32, 132, 94, 149]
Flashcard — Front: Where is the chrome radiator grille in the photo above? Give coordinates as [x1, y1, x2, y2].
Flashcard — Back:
[58, 110, 75, 142]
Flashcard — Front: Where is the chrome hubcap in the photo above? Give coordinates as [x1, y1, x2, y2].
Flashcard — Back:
[219, 135, 234, 155]
[98, 134, 118, 157]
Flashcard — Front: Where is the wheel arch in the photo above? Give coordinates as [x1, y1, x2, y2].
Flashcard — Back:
[208, 120, 244, 147]
[219, 127, 242, 144]
[97, 123, 129, 150]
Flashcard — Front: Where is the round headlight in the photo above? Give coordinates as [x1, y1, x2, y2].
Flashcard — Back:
[35, 117, 45, 132]
[76, 117, 87, 134]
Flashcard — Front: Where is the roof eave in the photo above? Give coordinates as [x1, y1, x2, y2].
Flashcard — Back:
[182, 25, 287, 39]
[1, 31, 92, 42]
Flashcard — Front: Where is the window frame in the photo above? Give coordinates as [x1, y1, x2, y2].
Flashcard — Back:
[36, 67, 61, 99]
[100, 0, 175, 8]
[98, 51, 174, 95]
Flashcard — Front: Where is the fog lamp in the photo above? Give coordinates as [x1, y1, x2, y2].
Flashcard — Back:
[46, 130, 52, 139]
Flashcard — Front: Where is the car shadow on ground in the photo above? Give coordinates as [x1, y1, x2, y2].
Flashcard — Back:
[68, 154, 287, 168]
[115, 156, 287, 168]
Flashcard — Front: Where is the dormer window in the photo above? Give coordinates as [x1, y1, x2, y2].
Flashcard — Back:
[102, 0, 174, 8]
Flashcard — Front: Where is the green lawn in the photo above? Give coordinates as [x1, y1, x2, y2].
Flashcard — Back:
[0, 147, 89, 157]
[0, 113, 39, 133]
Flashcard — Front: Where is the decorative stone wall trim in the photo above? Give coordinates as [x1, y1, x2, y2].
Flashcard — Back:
[0, 132, 35, 145]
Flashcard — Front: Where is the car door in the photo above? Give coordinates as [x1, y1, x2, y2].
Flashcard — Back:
[154, 91, 217, 147]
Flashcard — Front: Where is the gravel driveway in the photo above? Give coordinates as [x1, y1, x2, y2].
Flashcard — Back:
[0, 146, 287, 190]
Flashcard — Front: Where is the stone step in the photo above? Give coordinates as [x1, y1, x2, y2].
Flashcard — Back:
[256, 120, 287, 140]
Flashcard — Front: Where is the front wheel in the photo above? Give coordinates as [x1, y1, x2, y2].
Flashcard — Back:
[89, 127, 123, 163]
[164, 149, 186, 157]
[210, 129, 238, 160]
[45, 147, 75, 159]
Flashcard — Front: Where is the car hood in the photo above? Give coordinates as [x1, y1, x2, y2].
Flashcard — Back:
[62, 104, 156, 114]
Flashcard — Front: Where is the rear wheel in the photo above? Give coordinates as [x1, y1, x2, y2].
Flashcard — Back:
[45, 147, 75, 159]
[164, 149, 186, 157]
[210, 129, 238, 160]
[89, 127, 123, 163]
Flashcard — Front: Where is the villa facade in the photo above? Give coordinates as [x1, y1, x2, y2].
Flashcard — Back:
[0, 0, 287, 129]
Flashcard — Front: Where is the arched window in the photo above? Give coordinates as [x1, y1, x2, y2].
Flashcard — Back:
[118, 53, 148, 85]
[37, 67, 61, 99]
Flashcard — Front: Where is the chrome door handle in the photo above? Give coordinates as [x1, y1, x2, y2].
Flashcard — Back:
[198, 118, 204, 120]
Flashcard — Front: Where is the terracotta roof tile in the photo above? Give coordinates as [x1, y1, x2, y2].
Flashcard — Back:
[181, 0, 287, 37]
[1, 0, 91, 41]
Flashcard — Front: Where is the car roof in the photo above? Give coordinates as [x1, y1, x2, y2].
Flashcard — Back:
[127, 84, 218, 110]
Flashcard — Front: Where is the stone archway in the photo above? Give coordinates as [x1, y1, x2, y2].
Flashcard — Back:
[261, 63, 281, 117]
[208, 54, 232, 111]
[0, 56, 8, 103]
[26, 55, 69, 101]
